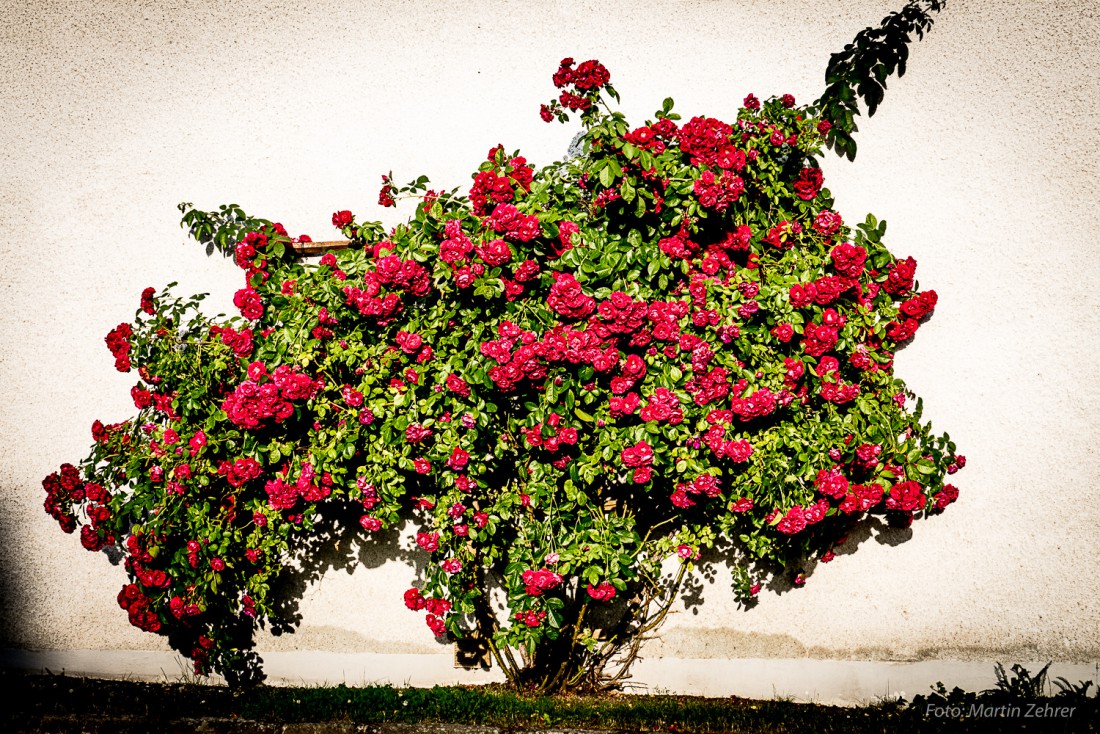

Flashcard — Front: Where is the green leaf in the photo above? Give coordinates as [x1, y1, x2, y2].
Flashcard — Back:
[599, 165, 614, 188]
[620, 178, 635, 203]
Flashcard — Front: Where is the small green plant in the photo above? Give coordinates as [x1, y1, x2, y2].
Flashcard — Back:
[1054, 677, 1096, 701]
[911, 662, 1100, 715]
[988, 661, 1052, 699]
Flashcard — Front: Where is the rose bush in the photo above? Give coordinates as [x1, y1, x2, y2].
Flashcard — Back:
[44, 54, 962, 691]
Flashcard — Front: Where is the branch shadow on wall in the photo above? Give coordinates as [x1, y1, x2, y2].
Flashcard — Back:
[206, 499, 440, 686]
[263, 501, 427, 638]
[677, 513, 914, 619]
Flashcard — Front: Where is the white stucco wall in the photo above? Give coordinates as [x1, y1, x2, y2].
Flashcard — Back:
[2, 0, 1098, 702]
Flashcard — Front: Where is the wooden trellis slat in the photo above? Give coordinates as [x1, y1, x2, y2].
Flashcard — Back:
[286, 240, 353, 255]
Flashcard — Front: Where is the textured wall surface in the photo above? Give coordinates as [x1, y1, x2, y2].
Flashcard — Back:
[2, 0, 1098, 697]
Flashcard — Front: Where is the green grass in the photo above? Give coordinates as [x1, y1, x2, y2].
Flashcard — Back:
[5, 670, 1097, 733]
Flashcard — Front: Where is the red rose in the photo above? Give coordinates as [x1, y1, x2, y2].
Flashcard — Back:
[224, 457, 262, 488]
[792, 168, 823, 200]
[802, 324, 838, 357]
[812, 275, 850, 305]
[830, 243, 867, 277]
[404, 587, 426, 610]
[729, 497, 753, 512]
[884, 256, 918, 295]
[556, 220, 579, 254]
[416, 532, 440, 552]
[586, 582, 616, 601]
[776, 505, 807, 535]
[378, 177, 396, 207]
[900, 290, 938, 320]
[405, 423, 433, 444]
[140, 287, 156, 315]
[609, 392, 640, 417]
[233, 287, 264, 320]
[521, 568, 563, 596]
[815, 468, 850, 499]
[453, 266, 476, 289]
[342, 385, 364, 406]
[131, 386, 152, 409]
[476, 239, 512, 267]
[489, 203, 522, 232]
[425, 597, 451, 616]
[621, 440, 653, 468]
[789, 282, 817, 308]
[332, 210, 353, 228]
[886, 318, 919, 342]
[547, 271, 595, 319]
[572, 59, 610, 90]
[771, 323, 794, 342]
[447, 447, 470, 470]
[446, 373, 470, 397]
[933, 484, 959, 511]
[886, 481, 926, 511]
[395, 330, 423, 354]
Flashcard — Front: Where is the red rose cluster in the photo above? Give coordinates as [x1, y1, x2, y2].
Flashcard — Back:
[404, 588, 452, 635]
[221, 363, 321, 430]
[469, 146, 534, 215]
[341, 254, 433, 324]
[524, 413, 579, 457]
[586, 581, 616, 601]
[105, 322, 133, 372]
[140, 287, 156, 315]
[264, 462, 333, 511]
[521, 568, 564, 596]
[210, 324, 253, 358]
[234, 231, 268, 270]
[514, 609, 547, 628]
[117, 583, 161, 632]
[541, 57, 612, 121]
[41, 463, 83, 534]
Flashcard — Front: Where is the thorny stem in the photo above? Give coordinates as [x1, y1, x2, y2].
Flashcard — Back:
[601, 562, 688, 688]
[471, 553, 518, 687]
[541, 598, 590, 692]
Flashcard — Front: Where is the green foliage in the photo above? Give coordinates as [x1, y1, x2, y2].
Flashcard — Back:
[815, 0, 947, 160]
